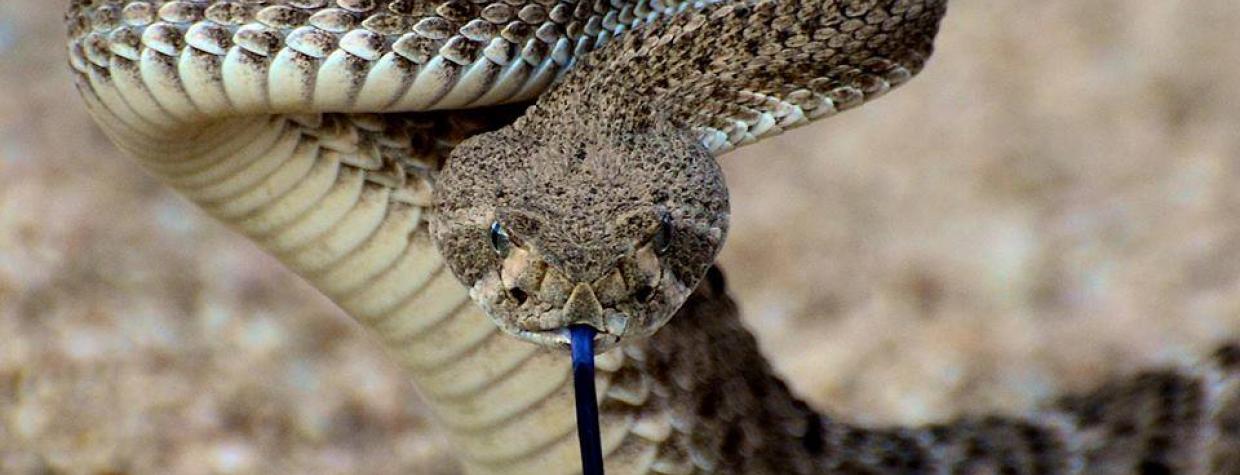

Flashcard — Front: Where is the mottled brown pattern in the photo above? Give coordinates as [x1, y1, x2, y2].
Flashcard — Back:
[649, 268, 1240, 473]
[532, 0, 946, 153]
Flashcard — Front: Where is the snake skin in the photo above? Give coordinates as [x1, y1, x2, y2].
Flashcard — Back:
[645, 268, 1240, 474]
[65, 0, 1239, 473]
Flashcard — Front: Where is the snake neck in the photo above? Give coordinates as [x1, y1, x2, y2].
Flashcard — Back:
[632, 267, 1240, 474]
[617, 268, 828, 473]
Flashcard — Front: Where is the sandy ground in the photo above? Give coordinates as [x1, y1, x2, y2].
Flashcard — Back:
[2, 1, 1238, 473]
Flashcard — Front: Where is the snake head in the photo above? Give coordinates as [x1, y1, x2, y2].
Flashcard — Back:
[430, 117, 728, 352]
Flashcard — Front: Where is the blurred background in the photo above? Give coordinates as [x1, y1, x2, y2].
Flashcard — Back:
[2, 1, 1238, 473]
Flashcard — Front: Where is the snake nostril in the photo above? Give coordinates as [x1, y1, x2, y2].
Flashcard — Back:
[509, 287, 529, 305]
[635, 285, 654, 302]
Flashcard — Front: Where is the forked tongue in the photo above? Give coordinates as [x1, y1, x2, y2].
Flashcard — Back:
[570, 325, 604, 475]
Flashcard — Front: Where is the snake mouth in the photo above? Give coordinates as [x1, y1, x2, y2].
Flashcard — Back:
[512, 327, 623, 353]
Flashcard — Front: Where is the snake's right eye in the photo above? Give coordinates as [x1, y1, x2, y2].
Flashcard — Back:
[653, 213, 674, 255]
[490, 221, 512, 256]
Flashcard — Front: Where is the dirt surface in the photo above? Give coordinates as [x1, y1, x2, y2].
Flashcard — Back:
[2, 1, 1238, 473]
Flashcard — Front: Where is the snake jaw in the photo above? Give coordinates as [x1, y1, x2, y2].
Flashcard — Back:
[511, 327, 624, 353]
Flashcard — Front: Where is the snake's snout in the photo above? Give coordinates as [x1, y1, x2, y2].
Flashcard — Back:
[482, 244, 667, 351]
[506, 267, 636, 338]
[563, 283, 605, 331]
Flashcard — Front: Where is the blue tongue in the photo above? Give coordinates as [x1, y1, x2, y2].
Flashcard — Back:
[570, 325, 605, 475]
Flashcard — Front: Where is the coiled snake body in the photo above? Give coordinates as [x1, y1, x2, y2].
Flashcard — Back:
[65, 0, 1239, 473]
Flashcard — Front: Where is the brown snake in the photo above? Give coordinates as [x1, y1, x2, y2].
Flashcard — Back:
[65, 0, 1239, 473]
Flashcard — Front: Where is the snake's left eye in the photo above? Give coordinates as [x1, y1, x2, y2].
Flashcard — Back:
[490, 221, 512, 256]
[653, 214, 673, 255]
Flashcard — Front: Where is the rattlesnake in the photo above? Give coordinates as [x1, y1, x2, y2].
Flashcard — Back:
[64, 0, 1239, 473]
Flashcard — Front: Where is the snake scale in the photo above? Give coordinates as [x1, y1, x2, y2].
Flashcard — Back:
[64, 0, 1239, 473]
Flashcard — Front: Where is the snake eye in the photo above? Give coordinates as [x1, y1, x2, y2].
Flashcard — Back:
[653, 214, 673, 255]
[490, 221, 512, 256]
